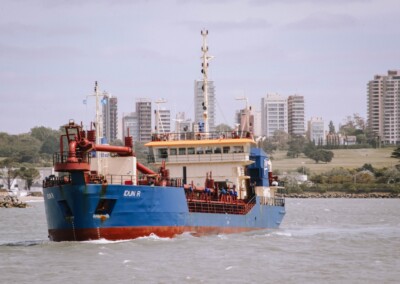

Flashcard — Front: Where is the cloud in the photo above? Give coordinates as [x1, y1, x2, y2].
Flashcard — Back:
[285, 13, 357, 30]
[0, 44, 84, 60]
[177, 0, 240, 4]
[2, 0, 151, 8]
[0, 22, 42, 36]
[99, 45, 177, 63]
[181, 18, 271, 32]
[0, 22, 90, 37]
[249, 0, 371, 5]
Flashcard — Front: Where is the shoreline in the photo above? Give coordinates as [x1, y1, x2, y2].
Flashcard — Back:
[282, 191, 400, 198]
[18, 196, 44, 203]
[0, 193, 43, 208]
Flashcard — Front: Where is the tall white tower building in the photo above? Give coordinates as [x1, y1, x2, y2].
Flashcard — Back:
[155, 108, 171, 134]
[308, 117, 325, 145]
[136, 98, 152, 142]
[101, 93, 118, 143]
[288, 95, 305, 137]
[122, 112, 139, 142]
[261, 94, 288, 137]
[367, 70, 400, 145]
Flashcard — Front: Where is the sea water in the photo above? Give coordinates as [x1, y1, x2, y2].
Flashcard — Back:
[1, 199, 399, 284]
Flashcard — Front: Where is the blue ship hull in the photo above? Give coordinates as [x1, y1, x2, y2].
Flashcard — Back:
[43, 183, 286, 241]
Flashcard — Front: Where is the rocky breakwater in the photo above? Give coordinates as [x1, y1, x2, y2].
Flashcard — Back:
[283, 192, 400, 199]
[0, 195, 28, 208]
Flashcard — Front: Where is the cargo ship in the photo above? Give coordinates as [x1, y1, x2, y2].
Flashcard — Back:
[42, 30, 285, 241]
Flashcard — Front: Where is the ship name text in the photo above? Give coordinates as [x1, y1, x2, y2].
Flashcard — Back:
[124, 190, 141, 198]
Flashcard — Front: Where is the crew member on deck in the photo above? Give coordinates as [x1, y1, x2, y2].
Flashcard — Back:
[232, 185, 238, 201]
[220, 186, 227, 202]
[204, 187, 211, 201]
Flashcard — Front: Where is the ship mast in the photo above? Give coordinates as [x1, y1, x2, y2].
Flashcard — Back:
[200, 29, 213, 134]
[94, 81, 103, 174]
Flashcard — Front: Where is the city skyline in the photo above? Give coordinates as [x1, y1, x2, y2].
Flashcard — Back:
[1, 0, 399, 134]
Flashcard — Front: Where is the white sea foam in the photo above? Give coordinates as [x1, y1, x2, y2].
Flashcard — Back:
[137, 233, 171, 241]
[217, 234, 228, 240]
[273, 231, 292, 237]
[178, 232, 196, 238]
[80, 238, 131, 244]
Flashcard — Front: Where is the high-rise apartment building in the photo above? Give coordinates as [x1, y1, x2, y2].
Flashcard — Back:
[102, 93, 118, 143]
[261, 94, 288, 137]
[288, 95, 305, 136]
[253, 110, 262, 137]
[155, 108, 171, 134]
[235, 107, 254, 134]
[122, 112, 139, 142]
[367, 70, 400, 145]
[194, 80, 216, 132]
[308, 117, 325, 145]
[136, 99, 152, 142]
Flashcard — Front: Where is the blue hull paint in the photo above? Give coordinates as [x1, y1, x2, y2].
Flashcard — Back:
[43, 183, 285, 239]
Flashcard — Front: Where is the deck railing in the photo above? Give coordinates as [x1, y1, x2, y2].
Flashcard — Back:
[151, 130, 253, 142]
[148, 152, 249, 164]
[187, 195, 257, 215]
[43, 175, 71, 188]
[53, 151, 91, 165]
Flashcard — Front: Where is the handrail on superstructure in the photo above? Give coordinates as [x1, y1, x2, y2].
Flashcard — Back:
[150, 130, 253, 142]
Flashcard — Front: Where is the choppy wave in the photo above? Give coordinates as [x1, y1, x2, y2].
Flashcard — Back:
[0, 239, 48, 247]
[1, 199, 400, 284]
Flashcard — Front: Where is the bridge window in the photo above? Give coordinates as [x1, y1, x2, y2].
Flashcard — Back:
[214, 147, 221, 153]
[233, 146, 244, 153]
[179, 148, 186, 155]
[170, 148, 177, 155]
[196, 147, 204, 154]
[188, 147, 195, 155]
[158, 148, 168, 158]
[223, 146, 230, 154]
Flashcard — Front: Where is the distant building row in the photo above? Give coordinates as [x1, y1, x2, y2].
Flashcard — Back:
[101, 83, 312, 143]
[104, 80, 214, 143]
[100, 69, 400, 145]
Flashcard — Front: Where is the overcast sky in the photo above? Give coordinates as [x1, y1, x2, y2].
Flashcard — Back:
[1, 0, 399, 135]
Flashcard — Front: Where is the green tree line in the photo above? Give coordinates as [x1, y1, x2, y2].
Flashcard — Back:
[279, 163, 400, 195]
[0, 126, 60, 190]
[0, 126, 60, 166]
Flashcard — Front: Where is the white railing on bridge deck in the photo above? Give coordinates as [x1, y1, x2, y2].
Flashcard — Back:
[150, 152, 250, 164]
